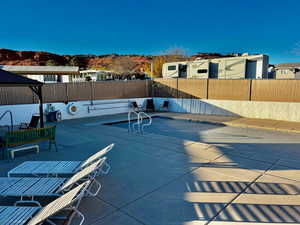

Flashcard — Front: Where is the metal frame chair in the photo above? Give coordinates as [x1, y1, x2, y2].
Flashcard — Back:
[145, 98, 155, 112]
[130, 101, 144, 112]
[0, 158, 106, 207]
[0, 181, 90, 225]
[19, 115, 40, 129]
[8, 143, 114, 177]
[159, 100, 169, 111]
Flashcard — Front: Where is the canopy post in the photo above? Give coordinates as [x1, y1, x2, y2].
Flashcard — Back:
[38, 86, 44, 128]
[30, 85, 44, 128]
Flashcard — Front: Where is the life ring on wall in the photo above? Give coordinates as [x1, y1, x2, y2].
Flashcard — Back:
[56, 111, 62, 121]
[67, 104, 78, 115]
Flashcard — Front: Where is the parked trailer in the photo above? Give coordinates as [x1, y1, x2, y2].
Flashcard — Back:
[162, 54, 269, 79]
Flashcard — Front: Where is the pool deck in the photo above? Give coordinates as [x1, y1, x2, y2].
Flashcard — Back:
[0, 113, 300, 225]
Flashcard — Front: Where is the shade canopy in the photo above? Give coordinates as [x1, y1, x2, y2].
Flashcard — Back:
[0, 69, 43, 87]
[0, 69, 44, 127]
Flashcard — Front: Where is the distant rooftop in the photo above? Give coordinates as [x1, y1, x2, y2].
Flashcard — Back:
[0, 65, 79, 75]
[276, 62, 300, 68]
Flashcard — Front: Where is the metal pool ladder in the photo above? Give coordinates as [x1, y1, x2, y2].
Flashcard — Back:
[128, 110, 152, 134]
[0, 110, 13, 131]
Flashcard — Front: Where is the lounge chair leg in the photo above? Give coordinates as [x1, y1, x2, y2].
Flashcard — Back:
[71, 207, 85, 225]
[101, 161, 111, 175]
[86, 179, 102, 197]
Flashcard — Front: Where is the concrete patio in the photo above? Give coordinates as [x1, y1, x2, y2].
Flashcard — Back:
[0, 113, 300, 225]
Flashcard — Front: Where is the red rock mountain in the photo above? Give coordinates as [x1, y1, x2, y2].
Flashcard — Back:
[0, 49, 152, 71]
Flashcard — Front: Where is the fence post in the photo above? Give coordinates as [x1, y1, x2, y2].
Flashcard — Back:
[176, 78, 179, 98]
[32, 87, 35, 104]
[122, 81, 126, 99]
[206, 79, 209, 99]
[65, 83, 69, 103]
[90, 81, 94, 104]
[249, 79, 252, 101]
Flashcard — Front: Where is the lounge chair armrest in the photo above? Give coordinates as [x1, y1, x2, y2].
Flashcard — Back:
[15, 199, 42, 207]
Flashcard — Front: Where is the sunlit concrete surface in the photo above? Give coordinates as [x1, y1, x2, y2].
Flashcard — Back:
[0, 113, 300, 225]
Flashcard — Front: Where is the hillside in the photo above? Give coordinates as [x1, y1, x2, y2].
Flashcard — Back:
[0, 49, 152, 72]
[0, 49, 237, 76]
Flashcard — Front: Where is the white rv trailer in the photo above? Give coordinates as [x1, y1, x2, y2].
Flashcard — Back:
[162, 54, 269, 79]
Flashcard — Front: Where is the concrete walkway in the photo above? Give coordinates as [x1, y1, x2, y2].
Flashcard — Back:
[157, 112, 300, 133]
[0, 113, 299, 225]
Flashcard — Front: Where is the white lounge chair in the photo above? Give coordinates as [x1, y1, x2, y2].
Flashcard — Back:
[8, 143, 114, 177]
[0, 158, 106, 206]
[0, 181, 90, 225]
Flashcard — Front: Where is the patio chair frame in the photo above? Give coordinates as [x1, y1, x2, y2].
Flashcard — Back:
[7, 143, 114, 177]
[0, 158, 106, 207]
[0, 181, 90, 225]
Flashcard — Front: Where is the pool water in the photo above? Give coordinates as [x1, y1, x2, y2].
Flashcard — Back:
[107, 117, 225, 141]
[106, 116, 300, 144]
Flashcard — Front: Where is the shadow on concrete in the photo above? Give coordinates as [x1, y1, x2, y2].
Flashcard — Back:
[0, 114, 299, 225]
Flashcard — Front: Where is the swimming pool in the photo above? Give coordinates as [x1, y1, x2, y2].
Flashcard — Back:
[105, 116, 300, 144]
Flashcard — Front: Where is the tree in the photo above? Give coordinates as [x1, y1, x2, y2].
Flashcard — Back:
[152, 56, 166, 78]
[68, 56, 81, 66]
[141, 62, 152, 77]
[109, 57, 136, 74]
[149, 47, 189, 78]
[45, 59, 59, 66]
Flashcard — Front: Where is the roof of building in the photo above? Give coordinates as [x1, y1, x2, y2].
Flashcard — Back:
[276, 62, 300, 68]
[0, 69, 42, 86]
[80, 69, 112, 74]
[0, 65, 79, 75]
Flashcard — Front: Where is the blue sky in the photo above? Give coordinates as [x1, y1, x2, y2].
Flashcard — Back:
[0, 0, 299, 64]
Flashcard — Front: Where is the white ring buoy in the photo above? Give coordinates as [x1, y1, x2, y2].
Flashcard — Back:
[67, 104, 78, 115]
[56, 111, 62, 121]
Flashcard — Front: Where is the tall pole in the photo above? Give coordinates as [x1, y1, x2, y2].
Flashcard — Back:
[29, 85, 44, 128]
[38, 86, 44, 128]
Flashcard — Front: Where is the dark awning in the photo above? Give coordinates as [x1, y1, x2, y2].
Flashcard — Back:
[0, 69, 43, 87]
[0, 69, 45, 128]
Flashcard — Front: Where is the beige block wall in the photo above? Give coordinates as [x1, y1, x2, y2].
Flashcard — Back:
[157, 97, 300, 122]
[201, 99, 300, 122]
[276, 69, 296, 79]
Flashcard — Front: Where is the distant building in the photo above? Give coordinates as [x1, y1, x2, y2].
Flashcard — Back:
[275, 62, 300, 79]
[0, 65, 79, 83]
[162, 54, 269, 79]
[73, 70, 112, 82]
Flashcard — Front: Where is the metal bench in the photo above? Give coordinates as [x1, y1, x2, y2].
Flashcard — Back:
[9, 145, 40, 159]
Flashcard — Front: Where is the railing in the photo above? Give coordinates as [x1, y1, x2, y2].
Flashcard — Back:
[128, 110, 152, 134]
[128, 110, 140, 133]
[0, 110, 13, 131]
[87, 100, 129, 113]
[139, 112, 152, 134]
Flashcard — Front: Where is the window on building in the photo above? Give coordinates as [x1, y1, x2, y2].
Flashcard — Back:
[168, 65, 176, 71]
[197, 69, 208, 74]
[179, 64, 187, 72]
[44, 75, 57, 82]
